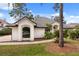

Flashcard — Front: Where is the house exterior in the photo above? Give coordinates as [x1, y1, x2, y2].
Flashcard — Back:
[6, 16, 62, 41]
[0, 19, 8, 30]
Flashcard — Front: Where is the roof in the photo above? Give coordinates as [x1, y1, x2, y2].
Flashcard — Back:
[34, 16, 53, 27]
[14, 16, 36, 24]
[6, 16, 53, 27]
[6, 24, 18, 27]
[63, 23, 79, 29]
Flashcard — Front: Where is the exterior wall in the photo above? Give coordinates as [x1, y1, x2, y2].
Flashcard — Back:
[11, 18, 60, 41]
[34, 28, 45, 38]
[51, 22, 59, 33]
[12, 27, 18, 41]
[18, 18, 35, 41]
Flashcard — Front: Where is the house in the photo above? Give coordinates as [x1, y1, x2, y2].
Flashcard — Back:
[6, 16, 60, 41]
[63, 23, 79, 29]
[0, 19, 9, 30]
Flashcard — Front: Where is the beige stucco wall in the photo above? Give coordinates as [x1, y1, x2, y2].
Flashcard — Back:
[34, 28, 45, 38]
[12, 27, 18, 41]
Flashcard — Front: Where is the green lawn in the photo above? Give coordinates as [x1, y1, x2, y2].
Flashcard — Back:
[0, 40, 79, 56]
[0, 44, 53, 56]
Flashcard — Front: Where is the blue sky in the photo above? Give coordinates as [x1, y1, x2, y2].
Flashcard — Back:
[0, 3, 79, 23]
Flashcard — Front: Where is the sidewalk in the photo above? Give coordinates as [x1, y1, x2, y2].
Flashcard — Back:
[0, 35, 11, 42]
[0, 39, 54, 45]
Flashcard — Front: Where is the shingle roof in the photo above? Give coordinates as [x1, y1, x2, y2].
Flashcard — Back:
[34, 16, 53, 27]
[6, 16, 54, 27]
[6, 24, 18, 27]
[63, 23, 79, 29]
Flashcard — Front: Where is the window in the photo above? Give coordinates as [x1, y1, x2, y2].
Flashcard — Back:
[22, 27, 30, 38]
[53, 25, 58, 30]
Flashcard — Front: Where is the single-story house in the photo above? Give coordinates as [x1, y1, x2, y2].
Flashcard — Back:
[7, 16, 79, 41]
[6, 16, 60, 41]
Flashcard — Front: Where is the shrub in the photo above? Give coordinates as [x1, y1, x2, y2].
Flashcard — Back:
[74, 29, 79, 39]
[0, 28, 12, 36]
[68, 29, 76, 40]
[44, 31, 54, 39]
[63, 29, 68, 38]
[53, 30, 59, 43]
[53, 30, 59, 38]
[54, 29, 68, 43]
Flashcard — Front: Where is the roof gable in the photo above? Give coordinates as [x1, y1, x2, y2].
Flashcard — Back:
[14, 16, 36, 25]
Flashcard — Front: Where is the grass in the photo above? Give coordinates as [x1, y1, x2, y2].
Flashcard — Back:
[0, 44, 53, 56]
[0, 39, 79, 56]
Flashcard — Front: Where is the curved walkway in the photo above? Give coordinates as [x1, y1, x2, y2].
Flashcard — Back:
[0, 39, 54, 45]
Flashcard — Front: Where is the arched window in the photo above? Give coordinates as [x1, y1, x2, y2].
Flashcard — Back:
[22, 27, 30, 38]
[53, 25, 58, 30]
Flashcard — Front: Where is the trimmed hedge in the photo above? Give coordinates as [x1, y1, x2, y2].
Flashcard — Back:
[0, 28, 12, 36]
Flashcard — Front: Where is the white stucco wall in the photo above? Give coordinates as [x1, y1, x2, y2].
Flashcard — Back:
[12, 27, 18, 41]
[34, 28, 45, 38]
[11, 17, 59, 41]
[51, 22, 59, 33]
[18, 18, 35, 41]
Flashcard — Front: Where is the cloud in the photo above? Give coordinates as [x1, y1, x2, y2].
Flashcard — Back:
[51, 13, 59, 16]
[65, 15, 79, 24]
[50, 12, 67, 17]
[70, 15, 79, 18]
[0, 3, 12, 10]
[0, 13, 4, 17]
[49, 12, 79, 24]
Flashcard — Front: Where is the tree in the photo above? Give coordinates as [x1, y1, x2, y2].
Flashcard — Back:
[46, 23, 52, 32]
[8, 3, 33, 19]
[54, 16, 66, 24]
[54, 16, 60, 22]
[9, 3, 26, 19]
[40, 3, 64, 47]
[54, 3, 64, 47]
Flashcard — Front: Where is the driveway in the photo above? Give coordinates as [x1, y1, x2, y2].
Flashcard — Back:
[0, 35, 11, 42]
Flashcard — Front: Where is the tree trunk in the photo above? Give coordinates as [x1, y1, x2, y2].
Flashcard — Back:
[59, 3, 64, 47]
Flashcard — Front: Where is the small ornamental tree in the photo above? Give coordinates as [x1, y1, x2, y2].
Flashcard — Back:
[45, 23, 52, 32]
[44, 23, 53, 39]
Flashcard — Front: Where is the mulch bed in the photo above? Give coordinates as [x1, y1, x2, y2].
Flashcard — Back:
[46, 42, 79, 53]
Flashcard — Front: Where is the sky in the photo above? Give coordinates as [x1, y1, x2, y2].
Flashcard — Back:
[0, 3, 79, 23]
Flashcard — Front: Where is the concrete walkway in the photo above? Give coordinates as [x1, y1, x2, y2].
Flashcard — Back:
[0, 35, 11, 42]
[0, 35, 55, 45]
[0, 39, 54, 45]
